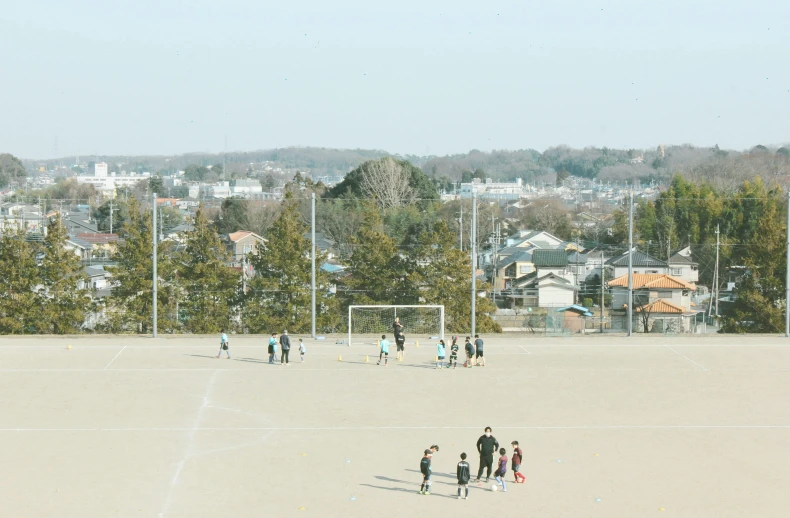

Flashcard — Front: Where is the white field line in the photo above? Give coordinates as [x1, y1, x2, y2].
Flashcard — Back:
[158, 371, 218, 518]
[664, 344, 709, 371]
[2, 425, 789, 432]
[104, 346, 127, 369]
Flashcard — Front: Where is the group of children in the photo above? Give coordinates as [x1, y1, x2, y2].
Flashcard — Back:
[433, 335, 486, 369]
[419, 440, 525, 498]
[214, 331, 307, 363]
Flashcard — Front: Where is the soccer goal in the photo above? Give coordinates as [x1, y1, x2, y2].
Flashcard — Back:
[347, 305, 445, 346]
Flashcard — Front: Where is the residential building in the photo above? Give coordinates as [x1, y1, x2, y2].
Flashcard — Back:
[532, 249, 572, 281]
[668, 246, 699, 283]
[224, 230, 267, 266]
[95, 162, 108, 177]
[505, 230, 564, 249]
[605, 250, 668, 279]
[608, 273, 698, 332]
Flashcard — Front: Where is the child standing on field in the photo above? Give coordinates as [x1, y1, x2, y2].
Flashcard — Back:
[456, 452, 471, 500]
[418, 449, 432, 495]
[449, 336, 460, 369]
[511, 441, 525, 483]
[436, 340, 446, 369]
[494, 448, 508, 491]
[268, 333, 278, 364]
[299, 338, 306, 362]
[377, 335, 390, 366]
[216, 330, 230, 359]
[464, 336, 475, 367]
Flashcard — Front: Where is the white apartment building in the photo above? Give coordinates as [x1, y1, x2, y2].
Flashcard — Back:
[460, 178, 529, 200]
[76, 168, 151, 195]
[230, 179, 263, 197]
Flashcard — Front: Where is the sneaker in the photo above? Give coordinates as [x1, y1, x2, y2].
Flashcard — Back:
[457, 495, 462, 500]
[474, 478, 480, 483]
[418, 490, 424, 495]
[424, 491, 430, 495]
[464, 496, 468, 500]
[484, 478, 489, 483]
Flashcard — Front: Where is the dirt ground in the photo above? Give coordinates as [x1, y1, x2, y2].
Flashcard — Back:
[1, 333, 788, 518]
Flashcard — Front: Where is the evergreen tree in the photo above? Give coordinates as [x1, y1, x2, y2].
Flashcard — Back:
[179, 208, 240, 333]
[407, 221, 501, 333]
[341, 205, 411, 306]
[36, 215, 90, 333]
[105, 199, 178, 333]
[243, 197, 339, 333]
[721, 202, 786, 333]
[0, 226, 39, 333]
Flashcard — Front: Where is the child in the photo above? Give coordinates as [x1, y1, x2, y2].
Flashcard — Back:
[474, 334, 486, 367]
[418, 449, 432, 495]
[511, 441, 525, 483]
[377, 335, 390, 366]
[464, 336, 475, 367]
[268, 333, 278, 364]
[449, 336, 460, 369]
[494, 448, 508, 492]
[436, 339, 446, 369]
[299, 338, 306, 362]
[216, 330, 230, 359]
[457, 452, 471, 500]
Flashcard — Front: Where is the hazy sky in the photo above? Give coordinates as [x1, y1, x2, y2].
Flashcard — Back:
[3, 0, 789, 159]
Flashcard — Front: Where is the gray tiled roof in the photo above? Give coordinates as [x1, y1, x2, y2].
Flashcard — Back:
[532, 249, 568, 268]
[606, 250, 667, 267]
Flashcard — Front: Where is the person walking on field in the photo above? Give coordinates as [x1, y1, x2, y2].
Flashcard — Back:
[475, 426, 499, 483]
[456, 452, 471, 500]
[299, 338, 306, 362]
[280, 330, 291, 365]
[474, 334, 486, 367]
[216, 330, 230, 359]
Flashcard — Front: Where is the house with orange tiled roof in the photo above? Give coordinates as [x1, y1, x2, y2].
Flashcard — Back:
[607, 273, 699, 332]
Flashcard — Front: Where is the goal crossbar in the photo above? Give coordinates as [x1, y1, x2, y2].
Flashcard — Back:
[347, 305, 445, 346]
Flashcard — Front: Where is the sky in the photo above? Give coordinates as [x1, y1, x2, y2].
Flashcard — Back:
[2, 0, 789, 160]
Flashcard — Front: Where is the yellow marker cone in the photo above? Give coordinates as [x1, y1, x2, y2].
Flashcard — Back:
[658, 508, 665, 511]
[66, 345, 72, 350]
[415, 340, 419, 347]
[338, 355, 342, 362]
[434, 355, 438, 362]
[365, 355, 369, 363]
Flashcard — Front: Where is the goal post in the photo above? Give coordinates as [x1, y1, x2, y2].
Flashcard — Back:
[347, 305, 445, 346]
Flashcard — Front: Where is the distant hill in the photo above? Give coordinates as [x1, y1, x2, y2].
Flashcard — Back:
[30, 144, 790, 189]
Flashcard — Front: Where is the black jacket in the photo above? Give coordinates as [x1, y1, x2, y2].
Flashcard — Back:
[457, 461, 470, 483]
[420, 456, 432, 476]
[477, 435, 499, 457]
[280, 334, 291, 350]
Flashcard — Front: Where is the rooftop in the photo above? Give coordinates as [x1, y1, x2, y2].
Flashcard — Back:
[532, 249, 568, 268]
[608, 273, 696, 290]
[606, 250, 667, 268]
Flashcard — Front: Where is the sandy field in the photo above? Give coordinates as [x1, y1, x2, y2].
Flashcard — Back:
[0, 333, 788, 518]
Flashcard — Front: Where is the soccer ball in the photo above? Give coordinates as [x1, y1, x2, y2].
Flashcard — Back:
[490, 484, 498, 492]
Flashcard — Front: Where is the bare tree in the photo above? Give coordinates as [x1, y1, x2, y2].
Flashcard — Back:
[359, 157, 415, 209]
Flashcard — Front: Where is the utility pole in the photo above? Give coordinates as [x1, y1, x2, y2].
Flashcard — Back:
[459, 203, 463, 252]
[786, 192, 790, 337]
[109, 197, 113, 234]
[627, 191, 633, 337]
[600, 262, 605, 333]
[471, 190, 477, 337]
[311, 192, 316, 339]
[152, 192, 158, 338]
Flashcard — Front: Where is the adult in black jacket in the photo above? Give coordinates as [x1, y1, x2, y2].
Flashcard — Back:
[280, 330, 291, 365]
[475, 426, 499, 482]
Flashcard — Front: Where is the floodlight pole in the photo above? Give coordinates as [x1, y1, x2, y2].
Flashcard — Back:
[471, 190, 477, 337]
[627, 191, 633, 337]
[785, 191, 790, 337]
[152, 192, 158, 338]
[311, 192, 316, 339]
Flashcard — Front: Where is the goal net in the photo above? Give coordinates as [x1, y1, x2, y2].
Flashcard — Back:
[347, 305, 444, 346]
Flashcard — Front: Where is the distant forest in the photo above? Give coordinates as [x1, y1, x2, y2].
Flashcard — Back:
[32, 143, 790, 191]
